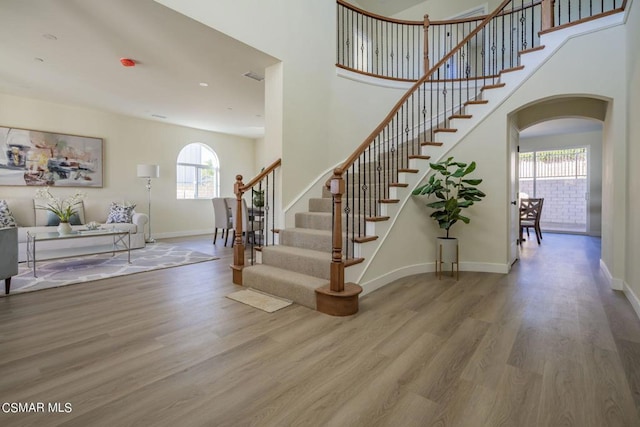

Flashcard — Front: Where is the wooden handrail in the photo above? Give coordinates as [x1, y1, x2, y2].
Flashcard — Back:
[339, 0, 542, 27]
[335, 64, 419, 83]
[335, 0, 514, 176]
[231, 158, 282, 285]
[539, 7, 625, 35]
[240, 158, 282, 192]
[337, 0, 423, 25]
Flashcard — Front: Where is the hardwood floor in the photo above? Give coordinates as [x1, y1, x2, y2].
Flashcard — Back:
[1, 233, 639, 426]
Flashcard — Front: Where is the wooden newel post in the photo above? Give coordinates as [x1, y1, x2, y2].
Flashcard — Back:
[541, 0, 555, 31]
[231, 174, 245, 285]
[423, 14, 431, 75]
[330, 172, 345, 293]
[315, 170, 362, 316]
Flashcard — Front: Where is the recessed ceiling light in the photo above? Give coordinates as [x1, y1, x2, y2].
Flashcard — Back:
[42, 33, 57, 40]
[34, 57, 44, 62]
[199, 82, 209, 87]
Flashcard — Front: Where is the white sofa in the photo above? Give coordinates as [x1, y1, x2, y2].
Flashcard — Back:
[3, 198, 148, 262]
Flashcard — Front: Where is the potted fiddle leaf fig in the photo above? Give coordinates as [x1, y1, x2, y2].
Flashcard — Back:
[412, 157, 486, 271]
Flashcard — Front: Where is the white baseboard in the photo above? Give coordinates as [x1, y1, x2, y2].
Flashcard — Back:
[360, 264, 432, 296]
[359, 262, 509, 296]
[624, 282, 640, 321]
[600, 259, 624, 290]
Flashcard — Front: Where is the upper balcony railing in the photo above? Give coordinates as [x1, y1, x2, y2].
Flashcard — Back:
[337, 0, 626, 82]
[327, 0, 627, 296]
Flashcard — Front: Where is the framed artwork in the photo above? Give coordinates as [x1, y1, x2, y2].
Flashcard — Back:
[0, 126, 103, 187]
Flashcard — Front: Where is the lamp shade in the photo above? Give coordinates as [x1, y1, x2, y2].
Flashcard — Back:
[137, 164, 159, 178]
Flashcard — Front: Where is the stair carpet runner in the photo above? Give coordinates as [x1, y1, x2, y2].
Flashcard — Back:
[242, 62, 532, 310]
[242, 186, 336, 310]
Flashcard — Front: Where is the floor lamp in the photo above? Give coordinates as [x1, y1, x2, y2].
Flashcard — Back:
[137, 164, 160, 243]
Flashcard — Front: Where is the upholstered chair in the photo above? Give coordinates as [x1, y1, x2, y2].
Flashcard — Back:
[0, 227, 19, 294]
[226, 198, 263, 246]
[211, 198, 232, 246]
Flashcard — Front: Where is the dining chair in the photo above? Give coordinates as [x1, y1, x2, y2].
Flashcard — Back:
[519, 198, 544, 245]
[211, 198, 232, 246]
[226, 197, 263, 246]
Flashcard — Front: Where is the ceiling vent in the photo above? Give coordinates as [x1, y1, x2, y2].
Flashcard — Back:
[243, 71, 264, 82]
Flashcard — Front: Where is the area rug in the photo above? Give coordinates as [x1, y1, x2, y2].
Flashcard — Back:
[4, 243, 218, 296]
[226, 289, 292, 313]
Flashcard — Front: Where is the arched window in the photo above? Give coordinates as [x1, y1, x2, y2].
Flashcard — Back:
[176, 143, 219, 199]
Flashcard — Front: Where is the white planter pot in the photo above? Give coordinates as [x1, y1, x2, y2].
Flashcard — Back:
[436, 237, 458, 263]
[57, 222, 72, 235]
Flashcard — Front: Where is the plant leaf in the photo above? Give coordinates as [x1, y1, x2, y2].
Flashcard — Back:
[462, 179, 482, 185]
[451, 167, 466, 177]
[464, 161, 477, 175]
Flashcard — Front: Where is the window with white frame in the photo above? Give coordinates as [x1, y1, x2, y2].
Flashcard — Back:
[176, 143, 219, 199]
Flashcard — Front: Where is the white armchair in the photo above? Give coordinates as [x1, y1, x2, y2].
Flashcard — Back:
[0, 227, 18, 294]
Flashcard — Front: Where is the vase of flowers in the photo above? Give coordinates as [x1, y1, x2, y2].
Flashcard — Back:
[35, 187, 85, 234]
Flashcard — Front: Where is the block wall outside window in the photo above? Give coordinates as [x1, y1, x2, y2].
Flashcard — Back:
[519, 148, 587, 229]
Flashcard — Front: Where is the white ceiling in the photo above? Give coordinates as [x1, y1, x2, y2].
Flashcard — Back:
[1, 0, 599, 142]
[520, 118, 602, 139]
[0, 0, 279, 138]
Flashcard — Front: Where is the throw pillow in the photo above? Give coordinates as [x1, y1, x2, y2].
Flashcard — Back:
[46, 211, 82, 226]
[0, 200, 18, 227]
[106, 202, 136, 224]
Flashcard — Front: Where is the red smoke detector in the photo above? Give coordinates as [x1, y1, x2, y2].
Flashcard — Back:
[120, 58, 136, 67]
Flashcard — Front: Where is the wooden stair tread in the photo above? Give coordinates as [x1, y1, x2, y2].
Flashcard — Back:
[408, 154, 431, 159]
[464, 100, 489, 106]
[421, 141, 444, 146]
[366, 216, 390, 222]
[379, 199, 399, 204]
[449, 114, 472, 119]
[353, 235, 378, 243]
[500, 65, 525, 74]
[519, 45, 545, 55]
[398, 168, 419, 173]
[389, 183, 409, 188]
[345, 258, 365, 267]
[434, 128, 457, 133]
[481, 83, 506, 91]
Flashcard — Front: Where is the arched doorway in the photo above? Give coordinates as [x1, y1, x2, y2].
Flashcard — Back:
[507, 96, 608, 266]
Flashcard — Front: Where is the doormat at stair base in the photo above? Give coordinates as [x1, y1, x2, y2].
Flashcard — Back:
[226, 289, 293, 313]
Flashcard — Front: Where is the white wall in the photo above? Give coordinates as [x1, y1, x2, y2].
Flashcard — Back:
[156, 0, 633, 293]
[519, 129, 603, 236]
[625, 0, 640, 313]
[0, 93, 256, 238]
[393, 0, 499, 20]
[361, 21, 627, 284]
[154, 0, 409, 208]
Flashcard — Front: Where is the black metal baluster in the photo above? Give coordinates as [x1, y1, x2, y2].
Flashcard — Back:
[579, 0, 583, 19]
[345, 167, 350, 258]
[530, 2, 534, 49]
[336, 3, 343, 64]
[569, 0, 572, 24]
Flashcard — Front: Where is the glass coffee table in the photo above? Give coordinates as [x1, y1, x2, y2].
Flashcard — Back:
[26, 228, 131, 277]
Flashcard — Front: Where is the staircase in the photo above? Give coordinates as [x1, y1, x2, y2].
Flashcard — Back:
[235, 0, 627, 315]
[243, 187, 336, 310]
